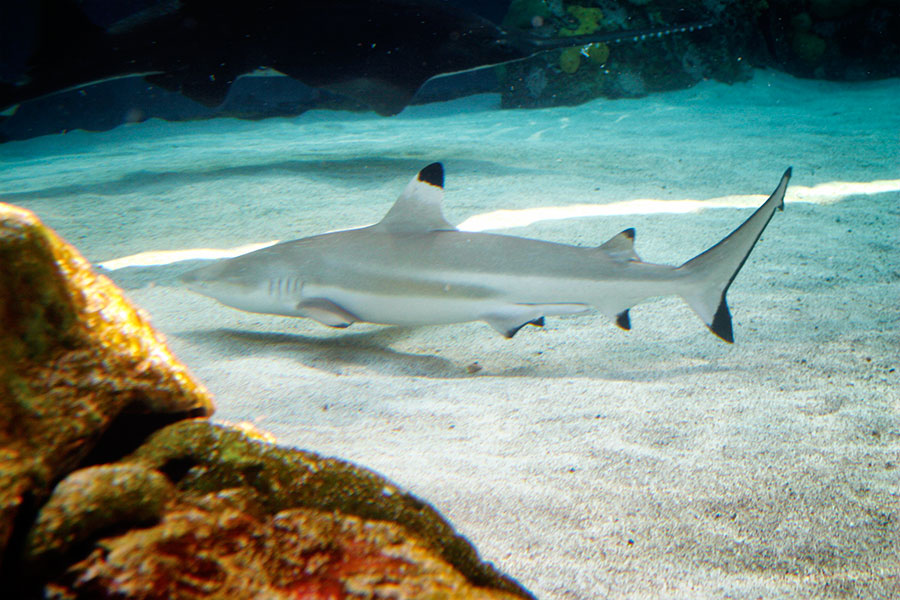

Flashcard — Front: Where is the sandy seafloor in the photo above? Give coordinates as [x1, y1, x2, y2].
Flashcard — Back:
[2, 70, 898, 598]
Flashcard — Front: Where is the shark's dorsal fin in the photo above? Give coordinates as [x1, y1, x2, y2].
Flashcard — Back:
[376, 163, 456, 233]
[597, 228, 641, 262]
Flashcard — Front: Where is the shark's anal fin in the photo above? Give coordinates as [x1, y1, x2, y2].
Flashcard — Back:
[615, 310, 631, 330]
[297, 298, 359, 328]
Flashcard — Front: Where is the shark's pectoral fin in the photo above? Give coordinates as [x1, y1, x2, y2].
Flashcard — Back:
[296, 298, 359, 328]
[616, 310, 631, 330]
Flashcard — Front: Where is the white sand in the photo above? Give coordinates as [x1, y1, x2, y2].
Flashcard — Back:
[2, 70, 898, 598]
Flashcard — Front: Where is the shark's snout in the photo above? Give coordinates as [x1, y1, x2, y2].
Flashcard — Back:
[178, 265, 208, 289]
[179, 261, 227, 294]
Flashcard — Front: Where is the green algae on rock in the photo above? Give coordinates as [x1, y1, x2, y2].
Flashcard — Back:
[124, 419, 533, 599]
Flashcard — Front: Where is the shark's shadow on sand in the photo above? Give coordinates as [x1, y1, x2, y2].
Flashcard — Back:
[178, 326, 733, 382]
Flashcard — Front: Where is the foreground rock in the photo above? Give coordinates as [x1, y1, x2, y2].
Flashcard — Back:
[0, 202, 532, 599]
[0, 202, 213, 575]
[37, 420, 531, 599]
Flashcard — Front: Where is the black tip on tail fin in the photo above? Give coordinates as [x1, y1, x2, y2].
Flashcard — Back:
[709, 297, 733, 343]
[677, 167, 790, 343]
[777, 167, 792, 211]
[418, 163, 444, 189]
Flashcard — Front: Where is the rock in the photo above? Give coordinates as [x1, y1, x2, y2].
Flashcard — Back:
[0, 202, 212, 572]
[27, 420, 533, 599]
[121, 419, 532, 598]
[24, 464, 173, 567]
[60, 494, 526, 599]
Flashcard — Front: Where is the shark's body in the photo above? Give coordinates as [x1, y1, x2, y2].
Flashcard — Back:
[2, 0, 709, 117]
[181, 163, 791, 342]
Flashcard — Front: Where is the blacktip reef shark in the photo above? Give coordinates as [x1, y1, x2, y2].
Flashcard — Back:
[181, 163, 791, 342]
[1, 0, 710, 117]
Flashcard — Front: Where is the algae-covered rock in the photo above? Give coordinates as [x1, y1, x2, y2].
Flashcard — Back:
[61, 494, 526, 599]
[123, 419, 532, 598]
[24, 464, 172, 565]
[0, 202, 212, 568]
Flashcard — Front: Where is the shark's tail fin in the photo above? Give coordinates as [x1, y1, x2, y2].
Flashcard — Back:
[676, 168, 791, 342]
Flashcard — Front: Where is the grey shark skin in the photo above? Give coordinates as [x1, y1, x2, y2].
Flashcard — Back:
[181, 163, 791, 342]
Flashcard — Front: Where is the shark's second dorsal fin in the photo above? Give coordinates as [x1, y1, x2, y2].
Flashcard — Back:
[597, 228, 641, 262]
[376, 163, 456, 233]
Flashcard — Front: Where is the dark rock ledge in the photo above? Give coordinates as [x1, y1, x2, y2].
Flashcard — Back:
[0, 202, 533, 600]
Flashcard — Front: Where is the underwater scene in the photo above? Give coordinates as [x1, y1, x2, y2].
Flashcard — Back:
[1, 0, 898, 598]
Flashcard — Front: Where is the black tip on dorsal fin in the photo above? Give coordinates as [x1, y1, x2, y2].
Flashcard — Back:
[598, 228, 641, 262]
[615, 310, 631, 330]
[418, 163, 444, 189]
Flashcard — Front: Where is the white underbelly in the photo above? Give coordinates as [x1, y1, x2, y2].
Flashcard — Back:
[305, 283, 590, 327]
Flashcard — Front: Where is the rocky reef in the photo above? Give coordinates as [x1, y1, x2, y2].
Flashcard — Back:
[501, 0, 752, 108]
[0, 202, 533, 599]
[500, 0, 899, 109]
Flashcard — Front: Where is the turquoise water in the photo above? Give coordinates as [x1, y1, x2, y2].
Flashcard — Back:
[2, 70, 898, 598]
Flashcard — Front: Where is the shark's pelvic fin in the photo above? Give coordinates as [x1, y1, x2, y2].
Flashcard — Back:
[376, 162, 456, 233]
[482, 305, 550, 338]
[677, 167, 791, 343]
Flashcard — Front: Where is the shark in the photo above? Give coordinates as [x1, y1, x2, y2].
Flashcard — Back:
[180, 163, 791, 342]
[1, 0, 710, 117]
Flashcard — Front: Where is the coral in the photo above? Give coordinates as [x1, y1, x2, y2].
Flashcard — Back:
[559, 47, 582, 73]
[559, 5, 604, 36]
[793, 31, 827, 64]
[587, 42, 610, 65]
[557, 6, 609, 74]
[502, 0, 554, 29]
